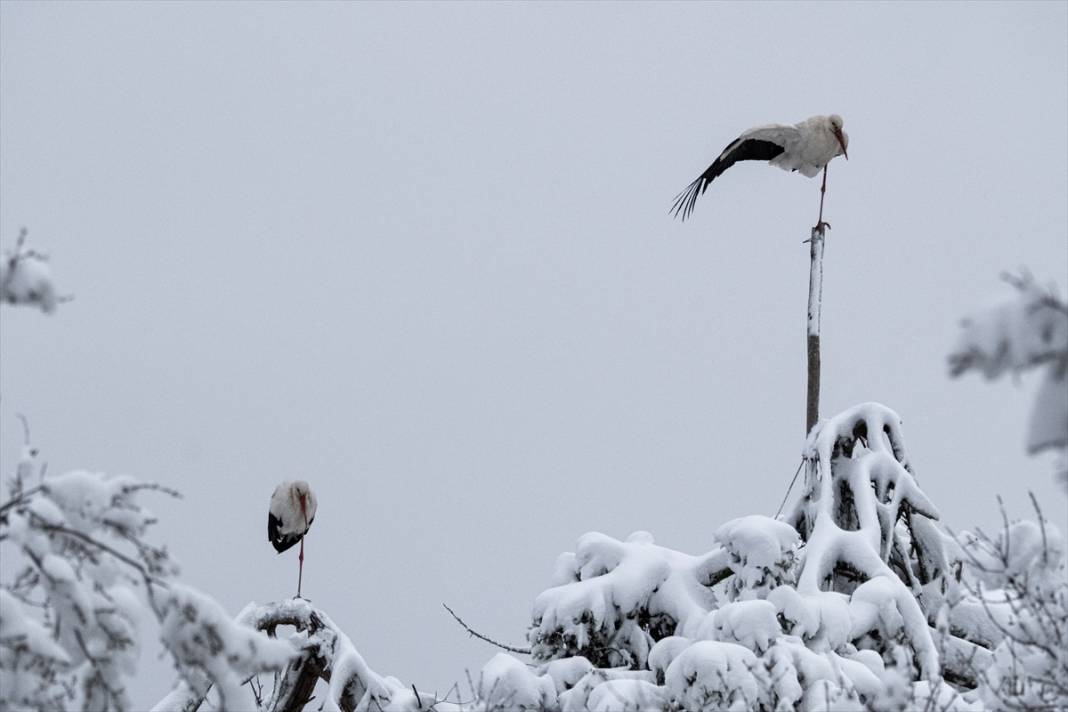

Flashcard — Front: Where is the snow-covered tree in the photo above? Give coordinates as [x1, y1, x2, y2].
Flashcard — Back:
[0, 438, 295, 711]
[507, 403, 976, 711]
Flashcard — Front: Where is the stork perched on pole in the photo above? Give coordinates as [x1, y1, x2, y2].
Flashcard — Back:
[268, 481, 317, 598]
[671, 114, 849, 229]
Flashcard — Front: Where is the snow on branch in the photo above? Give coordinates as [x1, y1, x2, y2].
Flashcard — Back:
[160, 597, 463, 712]
[938, 496, 1068, 710]
[949, 271, 1068, 380]
[949, 271, 1068, 462]
[1, 227, 66, 313]
[527, 530, 731, 668]
[156, 586, 295, 710]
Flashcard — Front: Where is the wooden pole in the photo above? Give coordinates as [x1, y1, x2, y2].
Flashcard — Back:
[806, 223, 825, 434]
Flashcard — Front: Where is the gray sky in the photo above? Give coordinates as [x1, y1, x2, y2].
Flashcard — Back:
[2, 1, 1066, 707]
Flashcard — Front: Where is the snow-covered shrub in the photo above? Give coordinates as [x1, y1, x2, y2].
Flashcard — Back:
[949, 272, 1068, 483]
[0, 440, 295, 712]
[1, 228, 61, 313]
[937, 500, 1068, 710]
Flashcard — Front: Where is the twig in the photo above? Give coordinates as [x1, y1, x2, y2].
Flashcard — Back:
[0, 485, 44, 517]
[441, 603, 531, 655]
[30, 515, 169, 618]
[1, 228, 29, 293]
[32, 520, 159, 582]
[246, 675, 264, 708]
[1027, 491, 1049, 568]
[996, 494, 1011, 570]
[16, 413, 30, 445]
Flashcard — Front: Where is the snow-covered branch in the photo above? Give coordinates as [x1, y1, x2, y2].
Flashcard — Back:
[949, 272, 1068, 380]
[949, 272, 1068, 479]
[156, 598, 464, 712]
[941, 497, 1068, 710]
[1, 228, 64, 313]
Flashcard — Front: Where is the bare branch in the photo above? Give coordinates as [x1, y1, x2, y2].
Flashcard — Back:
[441, 603, 531, 655]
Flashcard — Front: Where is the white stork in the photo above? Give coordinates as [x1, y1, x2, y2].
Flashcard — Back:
[268, 480, 318, 598]
[672, 114, 849, 228]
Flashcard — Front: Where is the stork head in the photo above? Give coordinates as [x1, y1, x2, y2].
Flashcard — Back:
[292, 480, 311, 514]
[829, 114, 848, 160]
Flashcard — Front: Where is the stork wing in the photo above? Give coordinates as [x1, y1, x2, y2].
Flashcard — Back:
[671, 125, 798, 221]
[271, 531, 302, 553]
[268, 511, 282, 544]
[269, 510, 303, 553]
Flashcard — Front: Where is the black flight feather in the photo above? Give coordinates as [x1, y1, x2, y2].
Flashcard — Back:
[268, 512, 302, 553]
[671, 138, 785, 221]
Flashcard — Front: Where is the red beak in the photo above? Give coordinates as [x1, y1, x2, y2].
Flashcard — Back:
[834, 128, 849, 160]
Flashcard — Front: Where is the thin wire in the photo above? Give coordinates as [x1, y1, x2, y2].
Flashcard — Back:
[775, 457, 806, 519]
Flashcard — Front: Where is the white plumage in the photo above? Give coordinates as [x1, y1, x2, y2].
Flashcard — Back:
[268, 480, 317, 597]
[672, 114, 849, 222]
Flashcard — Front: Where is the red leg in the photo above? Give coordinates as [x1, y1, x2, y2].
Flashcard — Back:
[297, 537, 305, 598]
[815, 165, 830, 232]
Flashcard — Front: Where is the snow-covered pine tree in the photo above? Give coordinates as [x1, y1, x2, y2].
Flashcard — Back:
[516, 403, 977, 711]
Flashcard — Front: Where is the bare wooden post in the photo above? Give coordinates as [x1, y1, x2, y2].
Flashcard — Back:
[806, 224, 825, 434]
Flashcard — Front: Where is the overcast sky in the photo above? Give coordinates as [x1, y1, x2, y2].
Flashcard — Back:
[1, 1, 1066, 707]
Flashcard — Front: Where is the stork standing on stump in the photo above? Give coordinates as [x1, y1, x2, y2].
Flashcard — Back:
[268, 481, 317, 598]
[671, 114, 849, 229]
